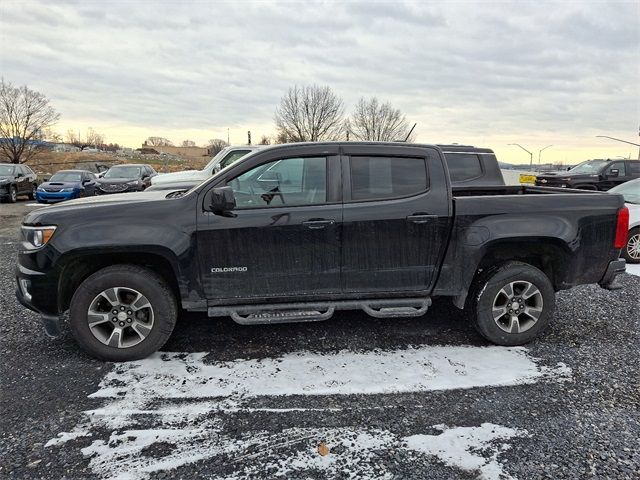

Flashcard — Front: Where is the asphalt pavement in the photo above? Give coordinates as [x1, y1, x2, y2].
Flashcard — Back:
[1, 200, 638, 480]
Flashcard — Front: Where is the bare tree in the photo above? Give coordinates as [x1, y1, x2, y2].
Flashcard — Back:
[207, 138, 228, 155]
[66, 128, 105, 149]
[86, 127, 105, 147]
[258, 135, 271, 145]
[274, 85, 345, 142]
[347, 97, 415, 142]
[145, 136, 173, 147]
[0, 79, 60, 163]
[181, 139, 196, 147]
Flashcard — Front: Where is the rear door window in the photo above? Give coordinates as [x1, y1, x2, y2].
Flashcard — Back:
[443, 153, 483, 182]
[349, 156, 428, 201]
[626, 162, 640, 175]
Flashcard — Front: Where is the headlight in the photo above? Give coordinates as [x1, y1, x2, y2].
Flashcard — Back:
[21, 226, 57, 249]
[61, 188, 75, 192]
[37, 186, 44, 191]
[127, 180, 141, 186]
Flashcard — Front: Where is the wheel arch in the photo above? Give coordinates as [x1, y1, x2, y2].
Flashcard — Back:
[57, 249, 181, 313]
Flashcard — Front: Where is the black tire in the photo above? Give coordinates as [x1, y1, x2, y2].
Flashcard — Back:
[8, 185, 17, 203]
[28, 184, 37, 200]
[467, 261, 555, 346]
[621, 227, 640, 264]
[69, 265, 177, 361]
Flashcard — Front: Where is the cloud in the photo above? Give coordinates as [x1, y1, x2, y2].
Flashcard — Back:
[0, 0, 637, 159]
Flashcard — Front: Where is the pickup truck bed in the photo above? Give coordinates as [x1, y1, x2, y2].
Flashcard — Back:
[16, 142, 628, 361]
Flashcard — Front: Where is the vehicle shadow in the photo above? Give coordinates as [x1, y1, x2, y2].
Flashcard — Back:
[163, 298, 484, 360]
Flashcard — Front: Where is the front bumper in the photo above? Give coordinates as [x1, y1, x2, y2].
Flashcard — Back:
[36, 190, 78, 203]
[598, 259, 626, 290]
[96, 184, 142, 194]
[15, 262, 62, 337]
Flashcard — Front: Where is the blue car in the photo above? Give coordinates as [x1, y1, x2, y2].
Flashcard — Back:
[36, 170, 98, 203]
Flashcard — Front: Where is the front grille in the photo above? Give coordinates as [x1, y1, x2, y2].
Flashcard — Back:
[100, 184, 128, 192]
[44, 188, 62, 193]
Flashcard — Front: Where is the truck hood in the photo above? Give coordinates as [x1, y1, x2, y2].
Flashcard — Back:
[23, 190, 179, 225]
[152, 170, 206, 184]
[537, 173, 597, 182]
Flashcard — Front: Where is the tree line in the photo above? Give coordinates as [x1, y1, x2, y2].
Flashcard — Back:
[0, 78, 414, 164]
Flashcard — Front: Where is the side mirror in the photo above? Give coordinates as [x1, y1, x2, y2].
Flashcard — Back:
[82, 179, 90, 184]
[209, 186, 236, 216]
[16, 173, 24, 178]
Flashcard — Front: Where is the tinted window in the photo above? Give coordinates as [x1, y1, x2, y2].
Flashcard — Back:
[104, 166, 141, 178]
[23, 166, 34, 174]
[444, 153, 483, 182]
[229, 157, 326, 208]
[220, 150, 251, 169]
[627, 162, 640, 175]
[50, 171, 83, 182]
[605, 162, 625, 176]
[350, 156, 427, 201]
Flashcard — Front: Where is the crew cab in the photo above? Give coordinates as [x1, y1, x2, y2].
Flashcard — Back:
[0, 163, 38, 202]
[535, 159, 640, 190]
[16, 142, 628, 361]
[148, 144, 506, 192]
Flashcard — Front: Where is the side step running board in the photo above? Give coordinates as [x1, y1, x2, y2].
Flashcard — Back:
[208, 298, 431, 325]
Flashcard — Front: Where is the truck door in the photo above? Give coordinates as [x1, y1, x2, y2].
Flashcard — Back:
[341, 145, 451, 294]
[602, 161, 628, 190]
[196, 147, 342, 301]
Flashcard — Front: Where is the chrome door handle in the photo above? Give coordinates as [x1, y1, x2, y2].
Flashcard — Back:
[302, 219, 335, 230]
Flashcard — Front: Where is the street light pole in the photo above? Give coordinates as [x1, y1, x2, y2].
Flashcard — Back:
[508, 143, 533, 169]
[538, 145, 553, 166]
[595, 135, 640, 160]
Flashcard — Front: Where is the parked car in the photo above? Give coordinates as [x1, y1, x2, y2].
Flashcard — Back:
[16, 142, 628, 361]
[96, 164, 156, 194]
[36, 170, 98, 203]
[0, 163, 38, 202]
[149, 144, 506, 193]
[608, 178, 640, 263]
[535, 159, 640, 190]
[150, 146, 261, 187]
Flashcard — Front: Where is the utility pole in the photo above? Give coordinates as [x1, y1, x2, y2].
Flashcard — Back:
[596, 134, 640, 161]
[227, 128, 230, 145]
[247, 131, 251, 145]
[538, 145, 553, 166]
[508, 143, 533, 169]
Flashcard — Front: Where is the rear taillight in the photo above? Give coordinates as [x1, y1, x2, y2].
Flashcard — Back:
[614, 206, 629, 250]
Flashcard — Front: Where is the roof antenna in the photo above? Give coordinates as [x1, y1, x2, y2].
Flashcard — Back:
[404, 123, 417, 142]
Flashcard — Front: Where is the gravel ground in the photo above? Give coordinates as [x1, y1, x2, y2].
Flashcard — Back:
[0, 201, 638, 480]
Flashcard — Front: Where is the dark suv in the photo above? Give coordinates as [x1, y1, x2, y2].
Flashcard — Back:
[535, 159, 640, 190]
[0, 163, 38, 202]
[96, 164, 156, 194]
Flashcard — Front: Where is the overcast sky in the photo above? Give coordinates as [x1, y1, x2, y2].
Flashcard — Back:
[1, 0, 638, 163]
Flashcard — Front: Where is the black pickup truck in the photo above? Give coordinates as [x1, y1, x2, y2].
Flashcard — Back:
[16, 142, 628, 361]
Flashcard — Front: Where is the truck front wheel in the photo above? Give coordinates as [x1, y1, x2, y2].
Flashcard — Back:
[468, 262, 555, 346]
[68, 265, 177, 361]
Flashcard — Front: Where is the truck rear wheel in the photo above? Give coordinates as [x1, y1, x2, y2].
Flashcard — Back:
[468, 262, 555, 346]
[68, 265, 177, 361]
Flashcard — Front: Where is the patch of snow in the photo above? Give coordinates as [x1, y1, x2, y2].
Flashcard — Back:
[48, 345, 566, 479]
[91, 346, 568, 403]
[44, 427, 91, 447]
[404, 423, 528, 480]
[625, 263, 640, 277]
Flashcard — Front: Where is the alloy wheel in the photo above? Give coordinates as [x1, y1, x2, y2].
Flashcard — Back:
[491, 280, 544, 334]
[627, 233, 640, 260]
[87, 287, 154, 348]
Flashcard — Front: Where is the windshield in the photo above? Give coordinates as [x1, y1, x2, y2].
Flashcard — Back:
[104, 166, 141, 178]
[609, 179, 640, 204]
[569, 160, 608, 174]
[0, 165, 15, 176]
[49, 172, 82, 182]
